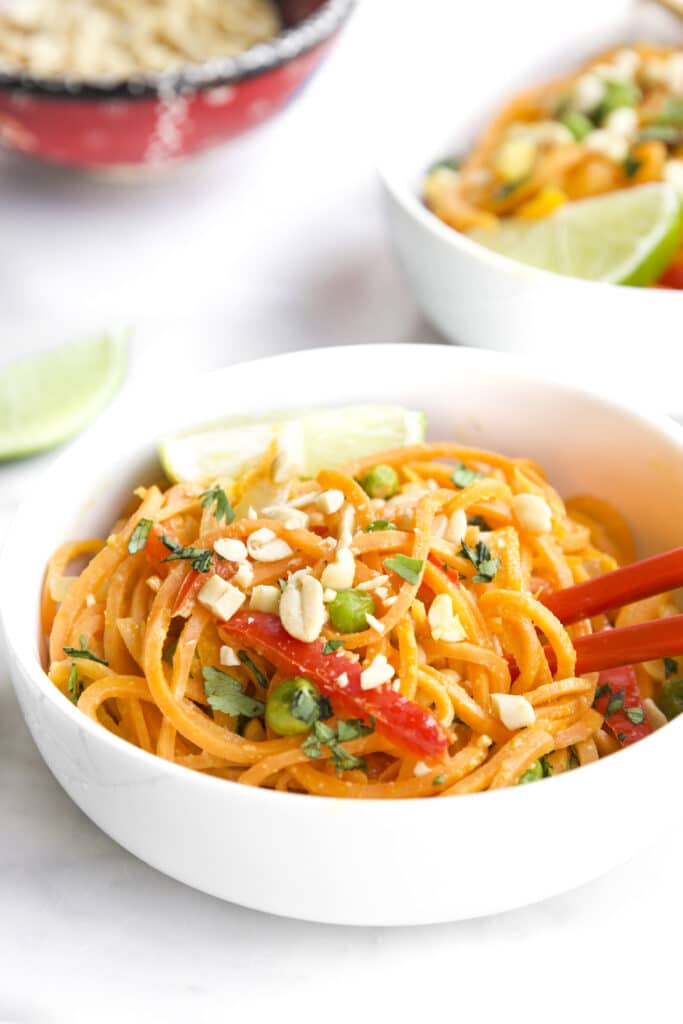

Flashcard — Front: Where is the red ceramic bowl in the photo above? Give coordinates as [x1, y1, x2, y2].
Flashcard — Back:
[0, 0, 354, 169]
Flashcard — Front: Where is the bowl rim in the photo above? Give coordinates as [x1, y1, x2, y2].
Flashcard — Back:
[3, 341, 683, 810]
[378, 154, 683, 295]
[0, 0, 354, 100]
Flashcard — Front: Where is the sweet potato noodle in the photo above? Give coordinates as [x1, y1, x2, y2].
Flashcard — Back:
[43, 439, 673, 798]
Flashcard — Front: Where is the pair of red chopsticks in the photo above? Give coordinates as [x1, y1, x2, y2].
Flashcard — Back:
[537, 547, 683, 675]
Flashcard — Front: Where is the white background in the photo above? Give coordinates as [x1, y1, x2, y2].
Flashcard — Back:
[1, 1, 682, 1020]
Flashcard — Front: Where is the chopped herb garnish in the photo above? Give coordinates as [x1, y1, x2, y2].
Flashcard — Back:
[664, 657, 678, 679]
[161, 536, 213, 573]
[383, 554, 424, 586]
[277, 578, 288, 592]
[323, 639, 344, 655]
[433, 773, 446, 786]
[63, 635, 108, 666]
[567, 746, 580, 770]
[458, 540, 500, 583]
[428, 156, 461, 173]
[625, 706, 646, 726]
[494, 178, 526, 200]
[162, 636, 179, 665]
[655, 96, 683, 127]
[639, 124, 680, 144]
[540, 755, 553, 777]
[237, 649, 268, 690]
[617, 732, 627, 743]
[128, 518, 153, 555]
[594, 682, 610, 701]
[202, 666, 265, 718]
[606, 688, 625, 716]
[622, 154, 642, 178]
[199, 484, 235, 525]
[302, 717, 374, 771]
[451, 461, 484, 489]
[67, 664, 82, 704]
[290, 685, 332, 726]
[467, 514, 490, 530]
[364, 520, 397, 533]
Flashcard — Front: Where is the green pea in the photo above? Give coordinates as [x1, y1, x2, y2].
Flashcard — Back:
[517, 760, 544, 785]
[328, 589, 376, 633]
[559, 111, 593, 141]
[360, 464, 399, 499]
[266, 677, 321, 736]
[656, 678, 683, 721]
[597, 80, 640, 120]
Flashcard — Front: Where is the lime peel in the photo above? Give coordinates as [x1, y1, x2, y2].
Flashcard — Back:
[469, 182, 683, 286]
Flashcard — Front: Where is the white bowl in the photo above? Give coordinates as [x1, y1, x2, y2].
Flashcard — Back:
[2, 343, 683, 925]
[379, 0, 683, 410]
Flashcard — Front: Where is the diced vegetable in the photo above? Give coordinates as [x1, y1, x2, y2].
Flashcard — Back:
[328, 589, 376, 633]
[593, 664, 651, 745]
[218, 611, 449, 758]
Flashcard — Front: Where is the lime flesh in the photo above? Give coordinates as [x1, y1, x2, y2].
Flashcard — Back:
[468, 183, 683, 285]
[0, 333, 127, 461]
[159, 405, 426, 484]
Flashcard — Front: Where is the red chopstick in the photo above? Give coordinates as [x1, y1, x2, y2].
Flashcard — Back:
[526, 615, 683, 680]
[542, 546, 683, 625]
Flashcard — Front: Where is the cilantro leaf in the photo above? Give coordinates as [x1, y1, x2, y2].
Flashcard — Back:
[606, 688, 625, 717]
[664, 657, 678, 679]
[622, 154, 642, 178]
[323, 639, 344, 655]
[625, 706, 646, 726]
[63, 635, 108, 666]
[467, 514, 490, 530]
[451, 461, 483, 489]
[364, 520, 397, 533]
[128, 518, 153, 555]
[161, 536, 213, 573]
[458, 540, 499, 583]
[567, 746, 580, 770]
[301, 717, 374, 771]
[277, 578, 288, 592]
[162, 636, 179, 665]
[199, 485, 235, 525]
[237, 649, 268, 690]
[594, 682, 611, 701]
[67, 664, 82, 704]
[202, 667, 265, 718]
[433, 774, 446, 786]
[290, 687, 332, 727]
[383, 554, 424, 586]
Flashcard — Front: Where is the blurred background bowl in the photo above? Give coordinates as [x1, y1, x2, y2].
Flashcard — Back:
[378, 0, 683, 397]
[0, 0, 354, 170]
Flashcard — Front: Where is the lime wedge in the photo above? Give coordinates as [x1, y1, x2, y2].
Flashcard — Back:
[468, 183, 683, 285]
[0, 333, 127, 461]
[159, 405, 426, 484]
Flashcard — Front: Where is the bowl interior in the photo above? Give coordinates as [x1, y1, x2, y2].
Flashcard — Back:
[3, 344, 683, 685]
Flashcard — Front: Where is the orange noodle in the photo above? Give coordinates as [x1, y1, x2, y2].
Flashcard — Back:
[43, 437, 676, 797]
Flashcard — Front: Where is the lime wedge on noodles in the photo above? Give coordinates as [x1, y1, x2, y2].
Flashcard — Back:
[468, 182, 683, 285]
[159, 405, 426, 484]
[0, 333, 127, 460]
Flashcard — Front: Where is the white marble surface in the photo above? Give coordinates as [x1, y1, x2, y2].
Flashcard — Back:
[2, 1, 683, 1020]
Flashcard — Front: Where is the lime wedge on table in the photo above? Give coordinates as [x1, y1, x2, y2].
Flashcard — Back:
[0, 333, 127, 461]
[159, 405, 426, 484]
[468, 183, 683, 285]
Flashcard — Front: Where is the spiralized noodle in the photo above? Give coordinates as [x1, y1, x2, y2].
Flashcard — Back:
[43, 438, 668, 798]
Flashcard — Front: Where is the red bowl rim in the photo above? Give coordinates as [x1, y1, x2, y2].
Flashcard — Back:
[0, 0, 354, 100]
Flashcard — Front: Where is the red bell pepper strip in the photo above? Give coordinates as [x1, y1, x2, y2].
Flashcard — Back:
[428, 553, 461, 587]
[658, 263, 683, 289]
[592, 664, 651, 747]
[218, 610, 449, 760]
